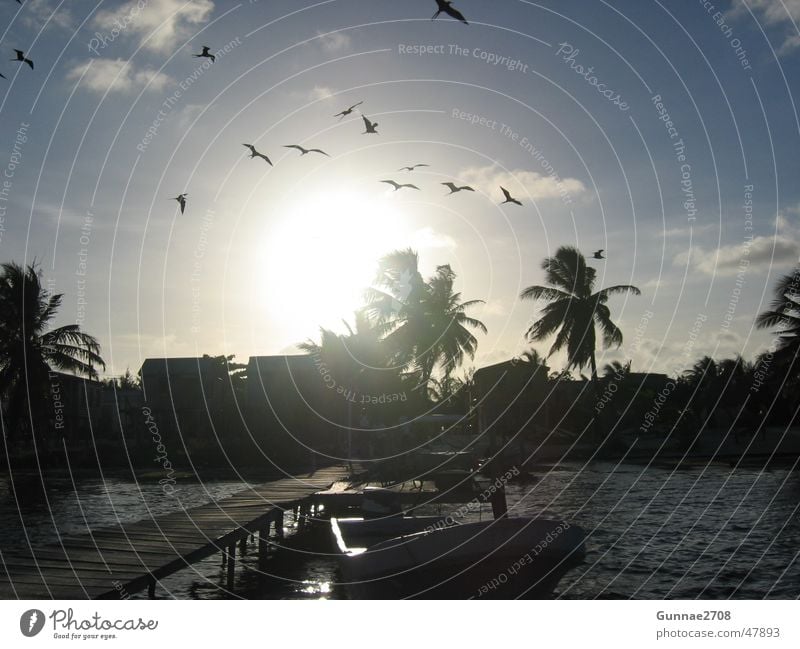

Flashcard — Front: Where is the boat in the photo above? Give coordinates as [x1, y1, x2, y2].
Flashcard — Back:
[335, 516, 585, 599]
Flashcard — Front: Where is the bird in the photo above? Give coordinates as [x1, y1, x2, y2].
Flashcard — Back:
[11, 49, 33, 70]
[399, 164, 429, 172]
[284, 144, 330, 157]
[242, 144, 272, 166]
[334, 101, 363, 120]
[193, 46, 215, 63]
[500, 186, 523, 206]
[171, 193, 188, 214]
[362, 115, 379, 134]
[381, 180, 420, 191]
[593, 249, 606, 260]
[442, 182, 475, 194]
[432, 0, 469, 25]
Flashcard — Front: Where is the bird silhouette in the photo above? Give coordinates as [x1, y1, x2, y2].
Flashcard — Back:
[442, 182, 475, 194]
[284, 144, 330, 157]
[500, 186, 522, 206]
[171, 193, 188, 214]
[334, 101, 363, 120]
[362, 115, 379, 134]
[193, 46, 215, 63]
[593, 249, 606, 260]
[381, 180, 420, 191]
[12, 49, 33, 70]
[242, 144, 272, 166]
[399, 164, 429, 172]
[432, 0, 469, 24]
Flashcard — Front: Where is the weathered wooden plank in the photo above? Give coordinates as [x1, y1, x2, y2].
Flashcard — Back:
[1, 465, 349, 599]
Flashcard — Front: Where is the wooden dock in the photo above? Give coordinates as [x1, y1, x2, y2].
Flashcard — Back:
[0, 465, 349, 599]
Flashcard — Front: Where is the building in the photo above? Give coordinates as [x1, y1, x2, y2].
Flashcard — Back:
[246, 355, 349, 466]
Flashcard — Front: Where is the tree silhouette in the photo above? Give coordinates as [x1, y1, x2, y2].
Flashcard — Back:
[520, 246, 640, 432]
[365, 249, 486, 391]
[0, 262, 105, 443]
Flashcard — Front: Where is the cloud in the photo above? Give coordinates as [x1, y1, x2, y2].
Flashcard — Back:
[728, 0, 800, 54]
[410, 226, 456, 250]
[22, 0, 73, 30]
[67, 58, 172, 94]
[457, 164, 586, 202]
[316, 30, 351, 52]
[309, 85, 335, 101]
[176, 103, 207, 129]
[92, 0, 214, 54]
[673, 235, 799, 275]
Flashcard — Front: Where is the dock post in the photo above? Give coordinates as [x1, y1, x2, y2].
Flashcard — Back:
[274, 510, 284, 538]
[147, 577, 156, 599]
[226, 544, 236, 590]
[259, 525, 269, 558]
[239, 535, 248, 555]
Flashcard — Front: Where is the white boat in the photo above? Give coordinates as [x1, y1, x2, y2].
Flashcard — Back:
[334, 517, 585, 599]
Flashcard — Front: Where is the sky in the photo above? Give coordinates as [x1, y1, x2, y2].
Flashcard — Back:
[0, 0, 799, 378]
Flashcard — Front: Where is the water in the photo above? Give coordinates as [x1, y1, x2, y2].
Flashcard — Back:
[2, 462, 798, 599]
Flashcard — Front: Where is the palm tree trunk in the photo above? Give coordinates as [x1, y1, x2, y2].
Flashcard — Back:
[590, 351, 601, 439]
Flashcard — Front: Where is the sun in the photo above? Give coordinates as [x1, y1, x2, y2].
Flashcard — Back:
[260, 189, 411, 337]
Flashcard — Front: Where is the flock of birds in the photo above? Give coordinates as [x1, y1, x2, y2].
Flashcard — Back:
[2, 0, 606, 260]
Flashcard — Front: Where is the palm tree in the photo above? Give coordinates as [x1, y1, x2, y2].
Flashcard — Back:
[0, 262, 105, 442]
[756, 267, 800, 360]
[365, 250, 487, 390]
[520, 246, 640, 431]
[520, 246, 640, 383]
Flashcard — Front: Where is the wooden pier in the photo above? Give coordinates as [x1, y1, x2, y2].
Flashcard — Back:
[0, 465, 348, 599]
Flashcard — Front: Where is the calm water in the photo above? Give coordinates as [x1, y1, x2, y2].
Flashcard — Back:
[2, 462, 798, 599]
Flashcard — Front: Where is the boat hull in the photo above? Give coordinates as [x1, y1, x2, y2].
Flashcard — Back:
[338, 518, 585, 599]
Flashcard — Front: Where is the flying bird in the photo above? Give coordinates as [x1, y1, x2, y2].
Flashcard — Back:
[442, 182, 475, 194]
[593, 249, 606, 260]
[242, 144, 272, 166]
[399, 164, 429, 172]
[500, 186, 522, 206]
[362, 115, 379, 134]
[381, 180, 420, 191]
[432, 0, 469, 25]
[12, 49, 33, 70]
[334, 101, 363, 120]
[193, 46, 215, 63]
[284, 144, 330, 157]
[171, 193, 188, 214]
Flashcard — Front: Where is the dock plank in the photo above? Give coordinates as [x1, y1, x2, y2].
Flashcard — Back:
[0, 465, 349, 599]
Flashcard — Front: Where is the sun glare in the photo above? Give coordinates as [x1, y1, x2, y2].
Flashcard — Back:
[261, 190, 411, 336]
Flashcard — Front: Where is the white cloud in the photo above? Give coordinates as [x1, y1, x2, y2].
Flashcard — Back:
[92, 0, 214, 54]
[673, 235, 799, 275]
[728, 0, 800, 54]
[316, 30, 351, 52]
[68, 58, 172, 94]
[176, 103, 207, 129]
[23, 0, 73, 30]
[410, 226, 456, 250]
[457, 164, 586, 202]
[309, 85, 335, 101]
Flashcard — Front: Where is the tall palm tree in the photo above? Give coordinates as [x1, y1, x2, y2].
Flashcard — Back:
[0, 262, 105, 442]
[520, 246, 640, 382]
[756, 267, 800, 360]
[365, 250, 487, 390]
